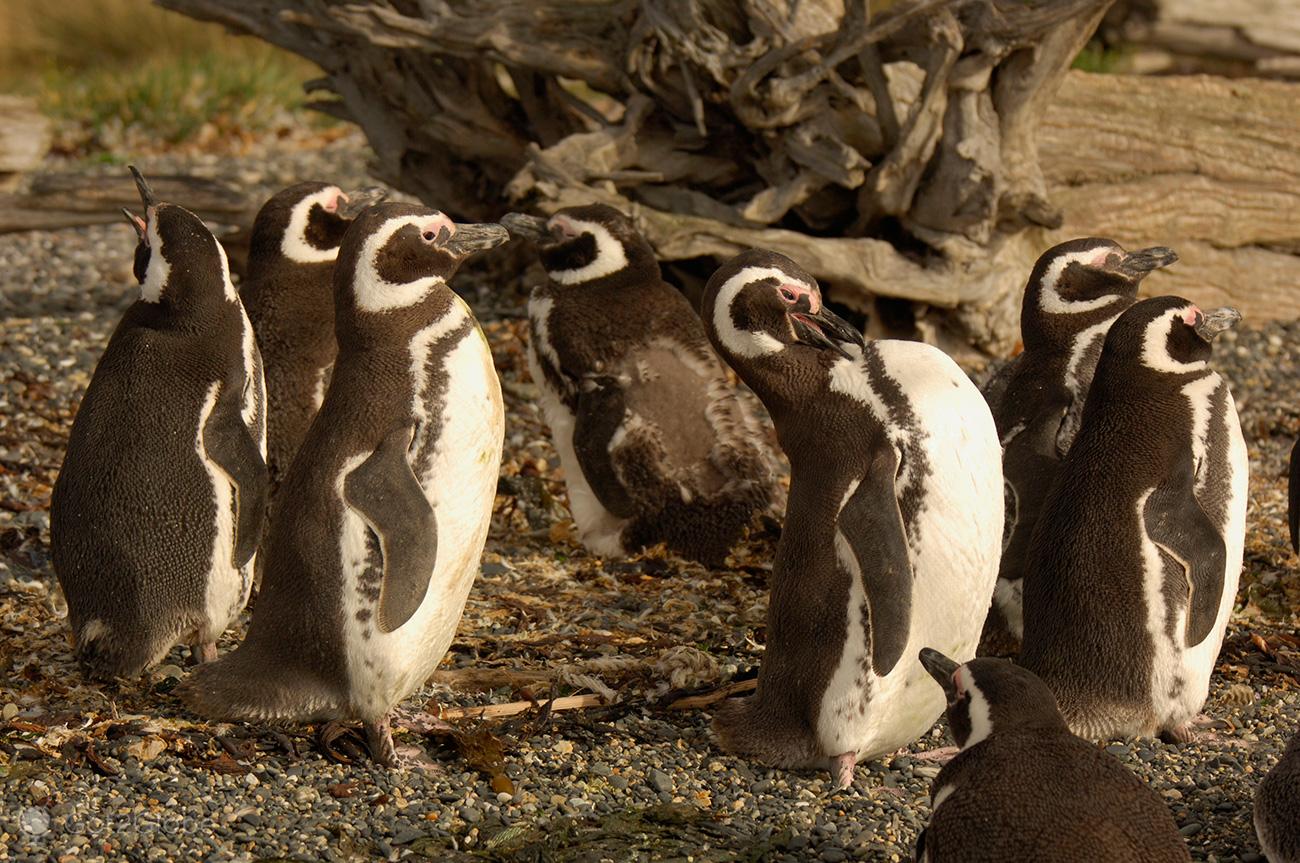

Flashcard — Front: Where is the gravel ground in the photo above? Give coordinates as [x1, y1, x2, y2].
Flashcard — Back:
[1, 131, 1298, 863]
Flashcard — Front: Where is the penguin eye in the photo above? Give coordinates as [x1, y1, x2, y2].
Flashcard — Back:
[422, 231, 437, 242]
[779, 287, 797, 303]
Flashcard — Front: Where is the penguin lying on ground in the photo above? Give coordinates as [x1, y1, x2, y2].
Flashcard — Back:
[698, 250, 1002, 788]
[179, 203, 508, 765]
[915, 648, 1191, 862]
[980, 238, 1177, 656]
[1019, 296, 1247, 742]
[240, 182, 385, 501]
[50, 167, 268, 679]
[1256, 726, 1300, 863]
[501, 204, 782, 566]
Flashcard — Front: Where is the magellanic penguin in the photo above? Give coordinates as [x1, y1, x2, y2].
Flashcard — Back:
[501, 204, 781, 566]
[980, 238, 1177, 656]
[699, 250, 1002, 787]
[914, 649, 1191, 863]
[50, 167, 268, 679]
[179, 203, 509, 764]
[1019, 296, 1247, 742]
[240, 182, 385, 500]
[1256, 726, 1300, 863]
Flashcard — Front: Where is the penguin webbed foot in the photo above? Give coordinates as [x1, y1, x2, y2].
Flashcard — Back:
[830, 751, 856, 791]
[365, 715, 401, 768]
[189, 642, 218, 664]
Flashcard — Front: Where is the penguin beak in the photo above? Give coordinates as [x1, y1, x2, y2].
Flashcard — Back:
[791, 300, 865, 360]
[337, 186, 388, 219]
[500, 212, 549, 242]
[919, 648, 961, 703]
[440, 222, 510, 258]
[128, 165, 157, 212]
[1194, 306, 1242, 342]
[121, 207, 147, 242]
[1116, 246, 1178, 279]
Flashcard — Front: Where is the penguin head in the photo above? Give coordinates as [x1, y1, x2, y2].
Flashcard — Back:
[1093, 295, 1240, 391]
[502, 203, 659, 287]
[1024, 237, 1177, 349]
[919, 648, 1068, 750]
[120, 165, 233, 313]
[333, 201, 507, 336]
[701, 249, 864, 368]
[249, 181, 386, 268]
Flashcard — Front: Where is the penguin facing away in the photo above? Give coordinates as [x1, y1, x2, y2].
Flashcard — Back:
[915, 649, 1190, 863]
[698, 250, 1002, 787]
[179, 203, 509, 764]
[980, 237, 1177, 656]
[1256, 726, 1300, 863]
[1018, 296, 1247, 742]
[50, 167, 268, 678]
[502, 205, 782, 566]
[240, 182, 385, 500]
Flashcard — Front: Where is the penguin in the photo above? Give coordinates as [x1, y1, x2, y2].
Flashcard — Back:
[50, 166, 268, 679]
[980, 238, 1178, 655]
[1256, 726, 1300, 863]
[698, 249, 1002, 787]
[501, 204, 781, 566]
[179, 202, 508, 765]
[239, 182, 385, 500]
[914, 648, 1191, 862]
[1018, 296, 1247, 742]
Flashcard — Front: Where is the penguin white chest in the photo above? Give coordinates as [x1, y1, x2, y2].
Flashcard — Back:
[339, 311, 505, 720]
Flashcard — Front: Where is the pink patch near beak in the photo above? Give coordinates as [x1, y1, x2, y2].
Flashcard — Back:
[954, 667, 968, 699]
[781, 282, 820, 313]
[423, 213, 455, 240]
[1183, 306, 1201, 326]
[324, 190, 343, 213]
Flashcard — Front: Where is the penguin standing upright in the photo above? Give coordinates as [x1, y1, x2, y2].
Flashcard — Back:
[1019, 296, 1247, 741]
[980, 238, 1177, 654]
[50, 167, 268, 678]
[240, 182, 384, 498]
[1256, 726, 1300, 863]
[502, 205, 781, 566]
[180, 203, 508, 764]
[699, 250, 1002, 787]
[914, 648, 1190, 862]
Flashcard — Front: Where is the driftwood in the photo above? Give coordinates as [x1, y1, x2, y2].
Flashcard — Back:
[1119, 0, 1300, 79]
[0, 172, 250, 234]
[160, 0, 1111, 352]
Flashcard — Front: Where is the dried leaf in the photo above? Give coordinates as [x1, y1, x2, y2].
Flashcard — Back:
[126, 737, 166, 761]
[327, 781, 359, 799]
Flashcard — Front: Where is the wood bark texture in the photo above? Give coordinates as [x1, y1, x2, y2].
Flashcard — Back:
[158, 0, 1298, 352]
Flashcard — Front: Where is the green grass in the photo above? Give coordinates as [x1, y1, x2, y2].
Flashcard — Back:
[1072, 41, 1134, 74]
[0, 0, 331, 151]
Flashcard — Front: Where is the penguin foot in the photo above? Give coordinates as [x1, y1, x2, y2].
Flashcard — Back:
[1158, 724, 1197, 745]
[830, 751, 856, 790]
[365, 715, 400, 768]
[189, 642, 218, 664]
[909, 746, 959, 765]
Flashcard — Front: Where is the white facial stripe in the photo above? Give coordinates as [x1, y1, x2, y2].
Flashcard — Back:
[712, 265, 813, 358]
[1037, 246, 1122, 315]
[957, 666, 993, 749]
[931, 782, 956, 812]
[281, 187, 344, 264]
[547, 218, 628, 285]
[216, 237, 238, 303]
[353, 214, 453, 313]
[1140, 308, 1207, 374]
[140, 213, 169, 303]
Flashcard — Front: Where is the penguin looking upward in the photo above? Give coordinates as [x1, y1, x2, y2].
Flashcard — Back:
[914, 649, 1190, 862]
[699, 250, 1002, 788]
[1256, 726, 1300, 863]
[502, 204, 781, 566]
[240, 182, 385, 500]
[1019, 296, 1246, 742]
[51, 167, 268, 678]
[180, 203, 508, 765]
[980, 238, 1177, 655]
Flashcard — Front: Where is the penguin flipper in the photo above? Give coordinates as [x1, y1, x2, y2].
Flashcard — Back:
[343, 425, 438, 633]
[202, 379, 269, 569]
[1288, 435, 1300, 554]
[838, 446, 913, 675]
[979, 355, 1017, 416]
[572, 375, 639, 519]
[1142, 452, 1227, 647]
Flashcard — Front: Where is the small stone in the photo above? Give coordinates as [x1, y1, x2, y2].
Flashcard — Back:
[820, 849, 848, 863]
[19, 807, 49, 836]
[648, 768, 673, 794]
[243, 773, 260, 788]
[459, 805, 483, 824]
[1, 703, 18, 721]
[553, 740, 574, 755]
[1178, 822, 1202, 838]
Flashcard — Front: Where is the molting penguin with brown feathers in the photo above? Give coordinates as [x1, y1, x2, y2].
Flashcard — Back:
[50, 167, 268, 678]
[980, 238, 1177, 656]
[915, 649, 1190, 862]
[699, 250, 1002, 788]
[179, 203, 508, 764]
[1256, 726, 1300, 863]
[1019, 296, 1247, 742]
[239, 182, 385, 500]
[502, 204, 781, 566]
